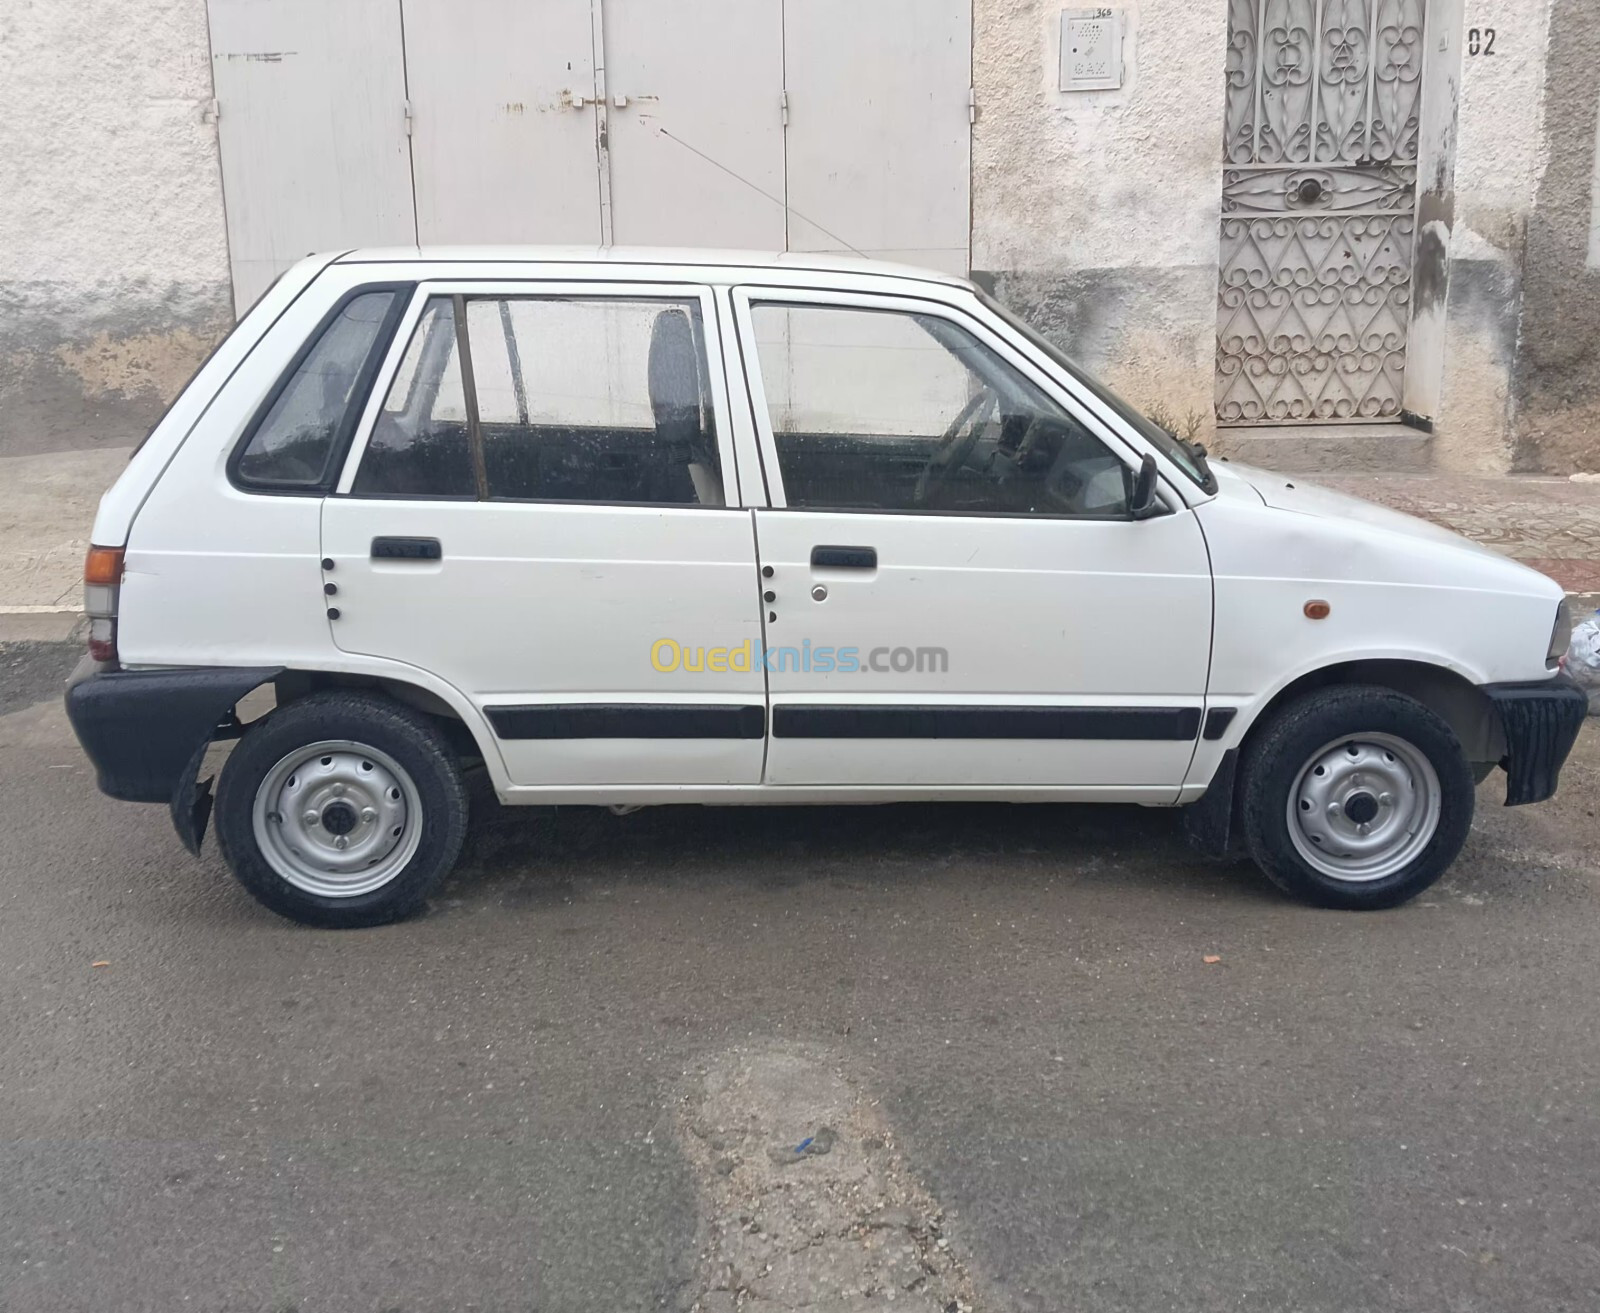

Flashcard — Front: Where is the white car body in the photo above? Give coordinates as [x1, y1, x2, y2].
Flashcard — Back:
[66, 248, 1583, 923]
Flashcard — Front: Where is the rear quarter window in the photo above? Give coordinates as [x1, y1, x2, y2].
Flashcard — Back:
[232, 288, 406, 491]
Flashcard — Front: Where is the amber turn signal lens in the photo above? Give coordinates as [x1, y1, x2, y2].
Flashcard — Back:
[1303, 599, 1331, 620]
[83, 545, 125, 587]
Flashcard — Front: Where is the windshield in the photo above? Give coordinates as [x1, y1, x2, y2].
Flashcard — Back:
[976, 289, 1216, 493]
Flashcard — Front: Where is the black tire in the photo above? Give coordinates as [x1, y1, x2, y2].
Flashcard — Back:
[215, 691, 469, 928]
[1238, 684, 1475, 910]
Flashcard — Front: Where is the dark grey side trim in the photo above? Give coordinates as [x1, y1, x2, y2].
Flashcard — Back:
[1203, 707, 1238, 740]
[771, 704, 1201, 740]
[486, 703, 766, 740]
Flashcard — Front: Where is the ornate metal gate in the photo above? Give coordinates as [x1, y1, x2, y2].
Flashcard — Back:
[1215, 0, 1427, 425]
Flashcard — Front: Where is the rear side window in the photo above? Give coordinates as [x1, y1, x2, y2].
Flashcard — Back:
[352, 294, 723, 506]
[233, 290, 400, 489]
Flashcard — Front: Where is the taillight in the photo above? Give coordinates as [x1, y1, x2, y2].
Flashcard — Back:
[83, 545, 125, 664]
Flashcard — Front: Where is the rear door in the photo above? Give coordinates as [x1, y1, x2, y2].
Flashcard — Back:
[733, 287, 1213, 796]
[323, 281, 766, 789]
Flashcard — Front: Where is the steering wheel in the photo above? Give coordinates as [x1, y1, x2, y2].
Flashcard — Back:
[913, 387, 998, 507]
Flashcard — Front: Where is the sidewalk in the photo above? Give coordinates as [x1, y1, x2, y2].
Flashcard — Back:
[1, 445, 132, 639]
[4, 449, 1600, 630]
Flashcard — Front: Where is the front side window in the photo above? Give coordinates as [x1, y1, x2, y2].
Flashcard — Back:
[749, 303, 1132, 517]
[235, 290, 398, 488]
[353, 293, 723, 506]
[977, 287, 1216, 493]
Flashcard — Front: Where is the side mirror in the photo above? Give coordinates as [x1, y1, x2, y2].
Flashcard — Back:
[1129, 452, 1162, 520]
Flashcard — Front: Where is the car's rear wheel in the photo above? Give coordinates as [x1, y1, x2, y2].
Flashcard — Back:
[1239, 685, 1475, 909]
[216, 691, 468, 927]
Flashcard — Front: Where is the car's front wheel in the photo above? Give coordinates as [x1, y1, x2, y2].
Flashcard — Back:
[215, 691, 469, 927]
[1239, 684, 1476, 910]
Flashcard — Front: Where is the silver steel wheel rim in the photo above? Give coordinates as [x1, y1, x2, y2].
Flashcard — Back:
[251, 740, 423, 898]
[1286, 732, 1441, 883]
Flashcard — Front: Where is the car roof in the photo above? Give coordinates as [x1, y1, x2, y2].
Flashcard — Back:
[331, 245, 974, 290]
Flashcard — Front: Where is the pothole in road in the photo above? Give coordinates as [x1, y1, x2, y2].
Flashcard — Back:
[675, 1042, 980, 1312]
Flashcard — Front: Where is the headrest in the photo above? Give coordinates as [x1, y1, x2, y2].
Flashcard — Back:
[647, 308, 700, 429]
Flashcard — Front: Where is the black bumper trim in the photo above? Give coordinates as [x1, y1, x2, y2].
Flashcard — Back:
[65, 659, 281, 803]
[1483, 674, 1588, 806]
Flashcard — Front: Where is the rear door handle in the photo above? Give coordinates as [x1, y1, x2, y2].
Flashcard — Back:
[371, 536, 442, 561]
[810, 545, 876, 570]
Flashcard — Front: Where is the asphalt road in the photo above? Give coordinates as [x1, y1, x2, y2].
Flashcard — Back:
[3, 644, 1599, 1312]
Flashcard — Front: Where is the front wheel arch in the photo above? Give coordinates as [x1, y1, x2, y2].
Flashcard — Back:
[1185, 660, 1501, 863]
[1236, 659, 1505, 767]
[1237, 682, 1477, 908]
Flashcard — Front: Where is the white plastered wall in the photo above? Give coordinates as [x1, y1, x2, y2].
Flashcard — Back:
[970, 0, 1229, 438]
[1425, 0, 1556, 473]
[0, 0, 232, 457]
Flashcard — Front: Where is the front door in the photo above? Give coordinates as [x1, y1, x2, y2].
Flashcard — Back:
[323, 282, 766, 789]
[1215, 0, 1429, 425]
[733, 290, 1213, 795]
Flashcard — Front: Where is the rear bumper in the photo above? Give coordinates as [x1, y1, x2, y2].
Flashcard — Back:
[64, 658, 280, 803]
[1483, 673, 1588, 806]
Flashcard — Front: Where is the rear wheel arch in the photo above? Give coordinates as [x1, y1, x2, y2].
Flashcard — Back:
[176, 670, 490, 858]
[214, 688, 471, 926]
[269, 669, 490, 763]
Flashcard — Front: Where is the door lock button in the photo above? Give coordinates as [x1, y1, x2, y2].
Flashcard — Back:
[811, 585, 828, 602]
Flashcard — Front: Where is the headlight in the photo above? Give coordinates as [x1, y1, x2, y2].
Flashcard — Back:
[1548, 598, 1573, 668]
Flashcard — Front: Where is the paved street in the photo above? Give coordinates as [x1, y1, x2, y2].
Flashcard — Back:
[3, 643, 1599, 1312]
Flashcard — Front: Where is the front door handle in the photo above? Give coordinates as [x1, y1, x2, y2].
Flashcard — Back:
[371, 536, 442, 561]
[810, 545, 876, 570]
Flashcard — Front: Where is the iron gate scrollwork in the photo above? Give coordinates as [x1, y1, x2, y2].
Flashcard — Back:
[1215, 0, 1427, 425]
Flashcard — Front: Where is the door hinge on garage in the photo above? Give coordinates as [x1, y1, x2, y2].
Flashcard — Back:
[403, 100, 413, 137]
[201, 98, 220, 125]
[968, 87, 977, 124]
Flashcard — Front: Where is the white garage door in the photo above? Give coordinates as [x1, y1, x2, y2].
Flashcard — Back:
[784, 0, 973, 274]
[603, 0, 787, 249]
[208, 0, 416, 312]
[208, 0, 973, 302]
[403, 0, 602, 246]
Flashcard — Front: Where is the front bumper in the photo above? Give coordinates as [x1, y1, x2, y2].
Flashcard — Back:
[1483, 673, 1588, 806]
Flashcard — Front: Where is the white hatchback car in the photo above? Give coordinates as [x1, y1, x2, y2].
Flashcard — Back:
[67, 248, 1585, 927]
